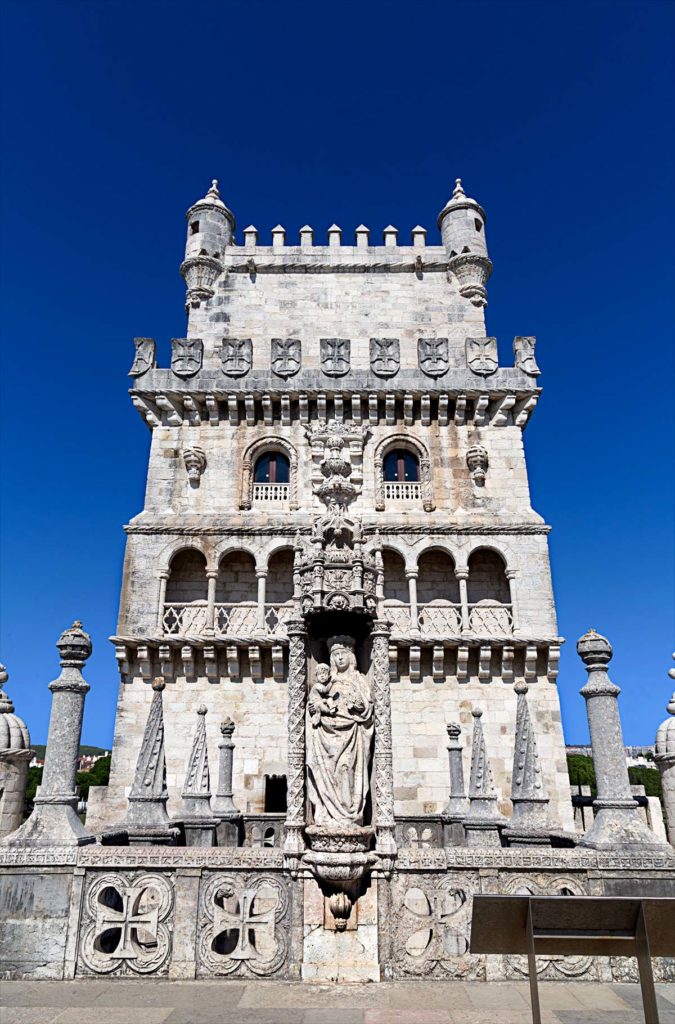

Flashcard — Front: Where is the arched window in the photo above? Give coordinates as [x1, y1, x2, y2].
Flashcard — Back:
[254, 452, 290, 485]
[383, 449, 420, 482]
[375, 436, 433, 511]
[163, 549, 208, 634]
[216, 550, 258, 633]
[467, 548, 513, 636]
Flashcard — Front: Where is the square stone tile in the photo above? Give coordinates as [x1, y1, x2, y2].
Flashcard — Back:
[52, 1009, 173, 1024]
[0, 1010, 66, 1024]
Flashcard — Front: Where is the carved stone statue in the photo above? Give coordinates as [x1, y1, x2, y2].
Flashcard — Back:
[306, 637, 374, 827]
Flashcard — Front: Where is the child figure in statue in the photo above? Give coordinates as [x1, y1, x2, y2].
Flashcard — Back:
[308, 663, 336, 728]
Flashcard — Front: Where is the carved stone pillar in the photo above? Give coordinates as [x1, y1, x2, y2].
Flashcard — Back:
[406, 571, 419, 631]
[4, 622, 94, 847]
[256, 570, 268, 631]
[505, 568, 519, 633]
[284, 618, 308, 869]
[156, 572, 169, 631]
[371, 620, 396, 864]
[456, 568, 470, 633]
[206, 570, 218, 632]
[441, 722, 468, 847]
[213, 717, 242, 845]
[577, 629, 668, 850]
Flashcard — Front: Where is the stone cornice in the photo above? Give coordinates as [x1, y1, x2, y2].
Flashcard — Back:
[124, 521, 551, 536]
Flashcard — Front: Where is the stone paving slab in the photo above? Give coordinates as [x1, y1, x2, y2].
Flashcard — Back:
[1, 980, 675, 1024]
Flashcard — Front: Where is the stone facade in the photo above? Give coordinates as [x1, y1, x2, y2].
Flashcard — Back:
[89, 178, 570, 836]
[4, 179, 672, 985]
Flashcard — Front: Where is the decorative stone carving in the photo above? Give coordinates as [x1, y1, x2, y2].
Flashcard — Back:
[500, 873, 594, 980]
[320, 338, 351, 376]
[370, 337, 400, 377]
[655, 658, 675, 846]
[220, 338, 252, 377]
[78, 871, 174, 976]
[374, 434, 435, 512]
[129, 337, 156, 377]
[513, 335, 540, 376]
[417, 337, 449, 377]
[465, 337, 498, 376]
[180, 254, 223, 308]
[391, 873, 483, 979]
[306, 638, 374, 828]
[463, 707, 506, 847]
[466, 445, 488, 486]
[577, 629, 670, 851]
[3, 622, 93, 848]
[183, 446, 206, 487]
[271, 338, 301, 378]
[448, 252, 492, 307]
[198, 873, 290, 977]
[283, 619, 307, 870]
[125, 678, 178, 846]
[371, 619, 396, 867]
[0, 664, 32, 839]
[171, 337, 203, 378]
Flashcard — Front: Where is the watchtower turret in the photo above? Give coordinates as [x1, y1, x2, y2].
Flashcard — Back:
[438, 178, 492, 307]
[180, 179, 235, 308]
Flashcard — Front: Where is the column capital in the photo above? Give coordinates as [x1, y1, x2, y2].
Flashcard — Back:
[206, 569, 219, 580]
[405, 569, 418, 580]
[371, 619, 392, 640]
[256, 569, 268, 579]
[455, 567, 469, 580]
[286, 618, 307, 638]
[505, 568, 517, 580]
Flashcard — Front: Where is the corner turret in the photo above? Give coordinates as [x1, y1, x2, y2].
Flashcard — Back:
[180, 179, 235, 309]
[438, 179, 492, 307]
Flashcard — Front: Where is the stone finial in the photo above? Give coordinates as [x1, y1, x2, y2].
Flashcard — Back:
[447, 722, 461, 741]
[272, 224, 286, 248]
[0, 664, 30, 752]
[453, 177, 465, 199]
[220, 717, 235, 738]
[355, 224, 370, 248]
[207, 178, 220, 199]
[577, 628, 613, 668]
[300, 225, 313, 248]
[182, 705, 211, 803]
[508, 679, 551, 839]
[152, 676, 166, 692]
[328, 224, 342, 247]
[468, 708, 496, 800]
[56, 621, 92, 669]
[383, 225, 398, 247]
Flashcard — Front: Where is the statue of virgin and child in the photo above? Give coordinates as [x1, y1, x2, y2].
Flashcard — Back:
[306, 636, 374, 828]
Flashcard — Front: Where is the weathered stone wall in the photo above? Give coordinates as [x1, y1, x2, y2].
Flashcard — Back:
[1, 847, 673, 982]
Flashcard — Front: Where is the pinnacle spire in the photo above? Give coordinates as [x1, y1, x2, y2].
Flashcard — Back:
[509, 680, 551, 833]
[125, 677, 174, 840]
[182, 704, 212, 813]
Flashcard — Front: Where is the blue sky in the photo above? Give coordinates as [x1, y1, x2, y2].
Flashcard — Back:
[1, 0, 673, 748]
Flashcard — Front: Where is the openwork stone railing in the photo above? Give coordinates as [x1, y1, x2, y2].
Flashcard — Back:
[215, 603, 258, 633]
[162, 602, 208, 635]
[468, 602, 513, 636]
[252, 482, 290, 504]
[384, 601, 513, 637]
[162, 602, 293, 637]
[383, 481, 422, 502]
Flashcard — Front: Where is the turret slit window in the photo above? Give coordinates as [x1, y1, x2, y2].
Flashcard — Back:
[190, 221, 199, 235]
[382, 448, 421, 503]
[252, 451, 290, 504]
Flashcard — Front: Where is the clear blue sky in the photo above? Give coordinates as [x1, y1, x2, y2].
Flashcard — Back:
[1, 0, 673, 748]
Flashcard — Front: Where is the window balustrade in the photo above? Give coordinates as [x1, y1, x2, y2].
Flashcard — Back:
[468, 602, 513, 636]
[252, 482, 290, 504]
[383, 481, 422, 502]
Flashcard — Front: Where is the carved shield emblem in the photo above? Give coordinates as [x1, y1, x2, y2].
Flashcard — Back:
[171, 338, 203, 378]
[221, 338, 252, 377]
[466, 337, 498, 376]
[320, 338, 350, 377]
[129, 337, 156, 377]
[513, 336, 540, 377]
[418, 337, 449, 377]
[271, 338, 301, 378]
[370, 338, 400, 377]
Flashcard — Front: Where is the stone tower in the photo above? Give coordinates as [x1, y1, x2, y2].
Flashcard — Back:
[88, 178, 573, 837]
